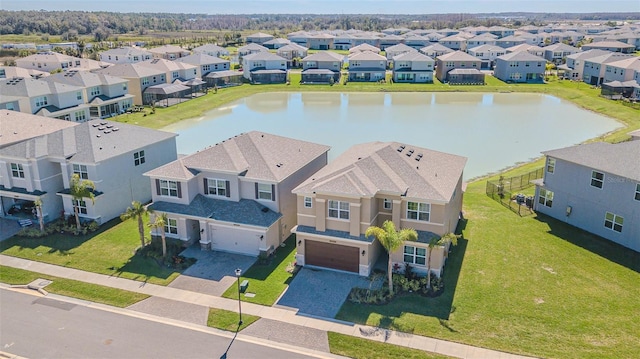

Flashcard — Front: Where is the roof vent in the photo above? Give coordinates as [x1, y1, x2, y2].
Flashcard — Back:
[96, 134, 101, 138]
[98, 127, 105, 130]
[261, 207, 269, 213]
[106, 124, 114, 128]
[103, 130, 111, 134]
[415, 153, 423, 161]
[112, 127, 119, 131]
[92, 123, 100, 127]
[406, 149, 414, 157]
[397, 145, 405, 152]
[100, 121, 107, 125]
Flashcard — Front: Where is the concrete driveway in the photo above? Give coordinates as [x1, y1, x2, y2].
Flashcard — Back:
[168, 246, 256, 296]
[276, 267, 383, 319]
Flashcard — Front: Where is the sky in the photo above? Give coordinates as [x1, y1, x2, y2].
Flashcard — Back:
[2, 0, 639, 14]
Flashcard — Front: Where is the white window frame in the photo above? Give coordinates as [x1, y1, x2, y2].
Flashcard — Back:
[328, 200, 350, 220]
[304, 196, 312, 208]
[159, 180, 179, 197]
[383, 198, 392, 210]
[11, 163, 25, 178]
[76, 91, 82, 100]
[538, 188, 554, 207]
[546, 157, 555, 174]
[165, 218, 178, 235]
[604, 212, 623, 233]
[407, 201, 430, 222]
[635, 183, 640, 201]
[133, 150, 145, 166]
[72, 164, 88, 179]
[257, 183, 273, 201]
[72, 199, 87, 214]
[403, 245, 426, 266]
[590, 170, 604, 189]
[74, 111, 86, 122]
[207, 178, 227, 197]
[35, 96, 48, 107]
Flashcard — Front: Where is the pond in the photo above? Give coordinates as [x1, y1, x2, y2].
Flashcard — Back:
[163, 92, 622, 180]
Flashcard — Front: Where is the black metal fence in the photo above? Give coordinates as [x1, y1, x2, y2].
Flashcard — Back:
[485, 168, 544, 216]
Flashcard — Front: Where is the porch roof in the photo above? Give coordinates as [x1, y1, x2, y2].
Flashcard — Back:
[301, 69, 337, 75]
[0, 185, 46, 197]
[144, 83, 190, 95]
[205, 70, 244, 78]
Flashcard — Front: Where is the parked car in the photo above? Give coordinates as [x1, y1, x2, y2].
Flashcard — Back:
[8, 200, 35, 215]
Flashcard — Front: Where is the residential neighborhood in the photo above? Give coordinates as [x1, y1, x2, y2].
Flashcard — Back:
[0, 8, 639, 359]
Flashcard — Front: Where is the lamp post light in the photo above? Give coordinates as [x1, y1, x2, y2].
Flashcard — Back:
[235, 268, 243, 326]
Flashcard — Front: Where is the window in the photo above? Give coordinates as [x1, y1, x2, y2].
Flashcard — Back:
[206, 178, 228, 197]
[73, 164, 88, 179]
[591, 171, 604, 189]
[404, 245, 426, 265]
[159, 180, 179, 197]
[35, 96, 48, 107]
[407, 201, 430, 221]
[304, 196, 312, 208]
[202, 64, 210, 72]
[383, 198, 392, 210]
[172, 71, 179, 79]
[74, 111, 86, 122]
[90, 86, 100, 96]
[257, 183, 273, 200]
[636, 183, 640, 201]
[11, 163, 25, 178]
[604, 212, 623, 233]
[72, 199, 87, 214]
[538, 188, 554, 207]
[76, 91, 82, 100]
[546, 157, 556, 174]
[123, 83, 127, 91]
[133, 150, 145, 166]
[165, 218, 178, 235]
[328, 200, 349, 220]
[6, 103, 14, 111]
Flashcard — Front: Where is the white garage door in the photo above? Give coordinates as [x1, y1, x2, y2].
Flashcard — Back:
[210, 225, 261, 256]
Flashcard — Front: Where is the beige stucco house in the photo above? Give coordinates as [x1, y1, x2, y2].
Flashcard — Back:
[292, 141, 467, 277]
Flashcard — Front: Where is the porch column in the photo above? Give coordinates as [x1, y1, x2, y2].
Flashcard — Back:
[392, 199, 402, 228]
[315, 198, 326, 232]
[199, 220, 211, 250]
[349, 203, 361, 237]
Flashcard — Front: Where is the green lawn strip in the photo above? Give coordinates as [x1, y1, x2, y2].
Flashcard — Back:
[206, 308, 260, 332]
[328, 332, 451, 359]
[0, 265, 149, 307]
[221, 236, 297, 306]
[0, 217, 180, 286]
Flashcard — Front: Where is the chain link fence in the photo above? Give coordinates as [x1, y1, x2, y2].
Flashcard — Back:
[485, 168, 544, 216]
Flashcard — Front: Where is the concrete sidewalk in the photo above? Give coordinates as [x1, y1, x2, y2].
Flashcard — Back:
[0, 255, 537, 359]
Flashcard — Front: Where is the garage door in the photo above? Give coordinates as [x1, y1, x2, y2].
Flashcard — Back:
[305, 241, 359, 273]
[211, 225, 260, 256]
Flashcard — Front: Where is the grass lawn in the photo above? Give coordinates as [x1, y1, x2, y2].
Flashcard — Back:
[206, 308, 260, 332]
[221, 235, 297, 306]
[0, 265, 149, 307]
[0, 217, 182, 286]
[336, 166, 640, 359]
[328, 332, 451, 359]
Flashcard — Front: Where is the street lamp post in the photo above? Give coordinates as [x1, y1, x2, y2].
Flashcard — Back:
[235, 268, 243, 326]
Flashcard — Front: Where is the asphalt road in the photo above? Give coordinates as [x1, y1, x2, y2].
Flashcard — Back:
[0, 289, 324, 359]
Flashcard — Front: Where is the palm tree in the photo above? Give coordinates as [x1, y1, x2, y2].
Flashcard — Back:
[34, 198, 44, 233]
[120, 201, 153, 249]
[426, 233, 460, 289]
[69, 173, 95, 231]
[365, 220, 417, 294]
[148, 212, 168, 259]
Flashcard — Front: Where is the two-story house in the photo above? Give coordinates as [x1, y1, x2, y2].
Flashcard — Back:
[467, 44, 506, 69]
[385, 43, 417, 61]
[0, 112, 177, 226]
[582, 53, 633, 85]
[419, 43, 454, 59]
[192, 44, 230, 58]
[276, 43, 309, 66]
[16, 52, 79, 72]
[543, 43, 581, 65]
[242, 52, 288, 84]
[94, 63, 167, 105]
[300, 51, 344, 84]
[238, 43, 269, 59]
[292, 141, 467, 277]
[44, 70, 134, 119]
[582, 40, 636, 54]
[148, 45, 190, 60]
[306, 33, 334, 50]
[435, 51, 484, 84]
[0, 77, 90, 121]
[534, 141, 640, 252]
[99, 47, 153, 64]
[391, 52, 434, 83]
[144, 131, 330, 255]
[245, 32, 274, 45]
[558, 49, 609, 81]
[347, 51, 386, 82]
[174, 53, 230, 79]
[493, 51, 546, 83]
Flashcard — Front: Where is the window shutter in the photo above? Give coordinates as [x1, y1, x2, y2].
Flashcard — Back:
[225, 181, 230, 198]
[255, 182, 259, 199]
[271, 184, 275, 201]
[203, 178, 208, 195]
[177, 182, 182, 198]
[155, 179, 160, 195]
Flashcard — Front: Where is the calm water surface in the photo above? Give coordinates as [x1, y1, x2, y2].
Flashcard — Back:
[163, 92, 621, 180]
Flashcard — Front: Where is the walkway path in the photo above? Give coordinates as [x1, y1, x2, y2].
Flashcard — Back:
[0, 255, 537, 359]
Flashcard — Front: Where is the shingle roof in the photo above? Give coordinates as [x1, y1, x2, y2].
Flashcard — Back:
[293, 142, 466, 202]
[497, 51, 546, 61]
[302, 51, 344, 62]
[468, 44, 504, 52]
[385, 43, 416, 53]
[174, 53, 230, 65]
[192, 44, 229, 54]
[0, 110, 78, 148]
[238, 43, 269, 52]
[243, 52, 288, 62]
[437, 51, 481, 62]
[100, 46, 152, 57]
[145, 131, 330, 183]
[276, 43, 309, 52]
[543, 141, 640, 181]
[349, 43, 381, 53]
[0, 76, 83, 98]
[149, 194, 282, 228]
[0, 66, 49, 79]
[565, 49, 610, 61]
[45, 70, 127, 88]
[583, 40, 635, 49]
[420, 43, 454, 53]
[583, 53, 634, 65]
[393, 51, 434, 62]
[148, 45, 189, 54]
[348, 50, 386, 61]
[94, 63, 165, 78]
[138, 58, 197, 72]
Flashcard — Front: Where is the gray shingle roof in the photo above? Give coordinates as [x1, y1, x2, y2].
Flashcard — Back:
[348, 51, 386, 61]
[174, 53, 230, 65]
[293, 142, 466, 202]
[497, 51, 546, 62]
[393, 51, 434, 62]
[543, 141, 640, 181]
[45, 70, 127, 88]
[302, 51, 344, 62]
[243, 52, 287, 62]
[94, 63, 165, 78]
[0, 76, 83, 98]
[145, 131, 330, 183]
[192, 44, 229, 54]
[0, 110, 78, 148]
[149, 194, 281, 228]
[437, 51, 481, 62]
